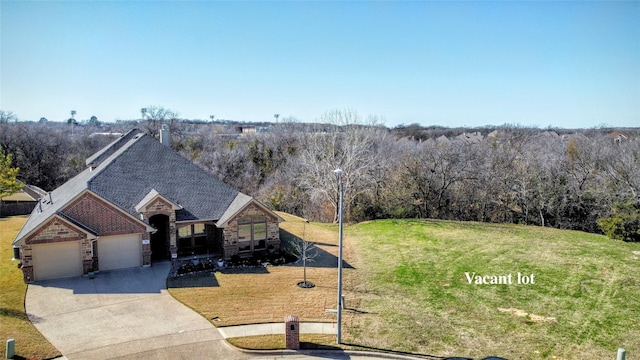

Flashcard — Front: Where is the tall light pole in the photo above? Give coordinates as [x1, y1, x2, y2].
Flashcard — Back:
[334, 168, 344, 344]
[274, 113, 280, 124]
[70, 110, 76, 135]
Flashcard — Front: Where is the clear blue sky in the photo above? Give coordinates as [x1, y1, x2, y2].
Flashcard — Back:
[1, 1, 638, 128]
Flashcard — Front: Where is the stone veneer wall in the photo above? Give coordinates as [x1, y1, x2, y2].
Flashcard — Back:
[139, 197, 177, 261]
[20, 217, 91, 282]
[221, 203, 280, 259]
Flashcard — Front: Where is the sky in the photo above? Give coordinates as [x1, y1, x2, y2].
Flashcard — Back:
[1, 1, 638, 129]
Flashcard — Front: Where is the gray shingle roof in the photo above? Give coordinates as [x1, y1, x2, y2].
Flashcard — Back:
[14, 129, 250, 245]
[13, 162, 98, 243]
[216, 192, 253, 227]
[88, 133, 240, 222]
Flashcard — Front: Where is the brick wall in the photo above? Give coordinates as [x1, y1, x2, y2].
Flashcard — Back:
[142, 234, 151, 266]
[285, 315, 300, 350]
[63, 192, 147, 236]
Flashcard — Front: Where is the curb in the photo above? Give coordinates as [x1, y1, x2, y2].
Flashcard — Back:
[217, 322, 336, 338]
[223, 340, 439, 359]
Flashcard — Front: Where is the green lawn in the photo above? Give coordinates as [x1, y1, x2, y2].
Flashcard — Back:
[0, 216, 61, 360]
[342, 219, 640, 360]
[4, 213, 639, 360]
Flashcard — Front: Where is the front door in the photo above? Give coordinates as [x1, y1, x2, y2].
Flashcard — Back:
[149, 214, 170, 261]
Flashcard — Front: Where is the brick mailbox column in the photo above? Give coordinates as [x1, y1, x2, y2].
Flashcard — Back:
[285, 315, 300, 350]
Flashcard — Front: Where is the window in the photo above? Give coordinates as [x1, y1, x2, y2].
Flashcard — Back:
[177, 223, 209, 256]
[179, 224, 207, 238]
[194, 223, 206, 235]
[178, 226, 191, 238]
[236, 214, 269, 253]
[238, 224, 251, 241]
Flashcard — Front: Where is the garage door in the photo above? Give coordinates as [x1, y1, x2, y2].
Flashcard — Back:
[98, 234, 142, 271]
[32, 241, 82, 281]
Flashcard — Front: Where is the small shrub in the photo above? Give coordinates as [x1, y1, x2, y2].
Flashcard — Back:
[598, 198, 640, 242]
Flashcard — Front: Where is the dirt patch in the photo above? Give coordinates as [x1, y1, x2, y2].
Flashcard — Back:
[498, 307, 557, 323]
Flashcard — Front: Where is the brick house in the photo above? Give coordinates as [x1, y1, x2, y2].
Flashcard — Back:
[12, 128, 283, 282]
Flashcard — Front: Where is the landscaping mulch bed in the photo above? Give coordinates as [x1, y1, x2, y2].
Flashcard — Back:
[170, 253, 298, 278]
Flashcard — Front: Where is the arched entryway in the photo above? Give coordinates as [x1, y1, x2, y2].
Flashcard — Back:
[149, 214, 170, 261]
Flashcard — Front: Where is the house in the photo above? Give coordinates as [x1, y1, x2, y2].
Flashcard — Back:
[237, 125, 257, 135]
[12, 128, 283, 282]
[608, 131, 629, 144]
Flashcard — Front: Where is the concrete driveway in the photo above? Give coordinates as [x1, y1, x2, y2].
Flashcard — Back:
[25, 262, 412, 360]
[25, 261, 242, 360]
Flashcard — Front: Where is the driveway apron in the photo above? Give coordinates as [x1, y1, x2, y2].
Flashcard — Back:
[25, 261, 239, 360]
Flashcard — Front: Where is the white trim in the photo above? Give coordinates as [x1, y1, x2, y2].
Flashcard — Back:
[134, 188, 182, 213]
[216, 198, 284, 228]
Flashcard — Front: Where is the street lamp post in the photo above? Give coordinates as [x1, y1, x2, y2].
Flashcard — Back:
[334, 168, 345, 344]
[70, 110, 76, 135]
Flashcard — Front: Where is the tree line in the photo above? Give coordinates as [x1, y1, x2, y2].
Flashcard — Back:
[1, 109, 638, 240]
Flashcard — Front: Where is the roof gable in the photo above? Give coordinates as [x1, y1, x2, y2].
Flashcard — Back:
[135, 189, 182, 213]
[216, 194, 284, 227]
[62, 190, 153, 235]
[20, 214, 97, 246]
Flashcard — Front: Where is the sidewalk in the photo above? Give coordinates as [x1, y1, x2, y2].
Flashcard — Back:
[218, 322, 336, 338]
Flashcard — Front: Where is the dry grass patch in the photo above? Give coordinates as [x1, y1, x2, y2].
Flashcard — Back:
[227, 334, 339, 350]
[168, 212, 349, 327]
[0, 216, 61, 360]
[497, 307, 557, 324]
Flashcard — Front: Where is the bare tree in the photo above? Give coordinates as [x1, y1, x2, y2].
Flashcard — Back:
[288, 221, 318, 288]
[141, 105, 179, 139]
[297, 109, 387, 222]
[0, 110, 17, 123]
[601, 138, 640, 202]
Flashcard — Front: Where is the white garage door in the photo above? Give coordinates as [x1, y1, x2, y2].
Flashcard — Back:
[32, 241, 83, 281]
[98, 234, 142, 271]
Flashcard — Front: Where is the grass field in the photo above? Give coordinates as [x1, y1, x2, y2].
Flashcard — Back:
[4, 213, 639, 360]
[171, 214, 640, 359]
[0, 216, 61, 360]
[343, 219, 640, 359]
